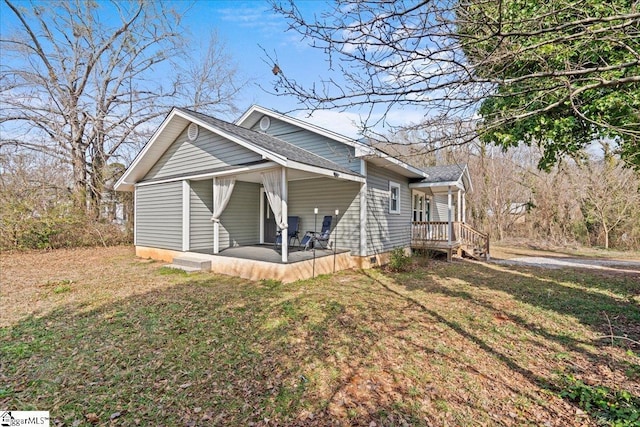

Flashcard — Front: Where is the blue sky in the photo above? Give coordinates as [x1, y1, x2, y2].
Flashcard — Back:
[186, 0, 381, 137]
[187, 1, 320, 109]
[0, 1, 422, 138]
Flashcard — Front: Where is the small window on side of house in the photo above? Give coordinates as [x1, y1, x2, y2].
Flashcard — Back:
[389, 181, 401, 214]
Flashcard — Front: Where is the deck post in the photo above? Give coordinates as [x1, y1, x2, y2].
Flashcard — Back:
[462, 192, 466, 223]
[447, 186, 452, 246]
[281, 167, 288, 263]
[457, 189, 462, 222]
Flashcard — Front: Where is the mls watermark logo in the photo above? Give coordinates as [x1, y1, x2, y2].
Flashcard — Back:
[1, 411, 50, 426]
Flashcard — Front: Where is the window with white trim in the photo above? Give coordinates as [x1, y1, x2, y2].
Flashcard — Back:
[389, 181, 401, 214]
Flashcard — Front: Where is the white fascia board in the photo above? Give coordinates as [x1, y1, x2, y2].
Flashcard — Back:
[114, 108, 182, 192]
[355, 144, 426, 178]
[286, 160, 366, 183]
[115, 108, 287, 192]
[381, 155, 426, 178]
[134, 161, 279, 187]
[360, 153, 426, 178]
[236, 105, 360, 148]
[177, 110, 287, 166]
[410, 179, 465, 192]
[238, 105, 427, 180]
[355, 145, 375, 157]
[462, 165, 474, 193]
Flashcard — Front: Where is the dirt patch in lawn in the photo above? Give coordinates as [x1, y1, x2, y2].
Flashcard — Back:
[2, 246, 639, 426]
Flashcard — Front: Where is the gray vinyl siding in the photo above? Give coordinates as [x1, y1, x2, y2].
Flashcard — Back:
[366, 163, 411, 255]
[189, 180, 260, 251]
[288, 178, 361, 254]
[431, 194, 456, 222]
[135, 181, 183, 250]
[144, 126, 262, 180]
[189, 180, 213, 251]
[251, 117, 360, 174]
[219, 181, 260, 249]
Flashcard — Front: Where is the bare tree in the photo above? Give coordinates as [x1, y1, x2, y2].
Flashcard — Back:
[571, 145, 640, 249]
[269, 0, 640, 170]
[0, 0, 244, 217]
[174, 32, 247, 116]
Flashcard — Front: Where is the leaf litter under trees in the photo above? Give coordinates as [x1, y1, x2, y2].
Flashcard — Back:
[1, 246, 638, 425]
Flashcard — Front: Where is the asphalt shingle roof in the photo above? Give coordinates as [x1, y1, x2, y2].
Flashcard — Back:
[177, 108, 361, 177]
[421, 164, 467, 183]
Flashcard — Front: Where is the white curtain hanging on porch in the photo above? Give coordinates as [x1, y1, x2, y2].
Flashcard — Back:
[211, 176, 236, 222]
[261, 169, 287, 229]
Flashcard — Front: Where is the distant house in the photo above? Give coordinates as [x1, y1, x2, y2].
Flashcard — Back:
[115, 106, 487, 282]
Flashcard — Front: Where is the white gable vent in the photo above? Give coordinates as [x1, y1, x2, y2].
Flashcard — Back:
[259, 116, 271, 131]
[187, 122, 199, 141]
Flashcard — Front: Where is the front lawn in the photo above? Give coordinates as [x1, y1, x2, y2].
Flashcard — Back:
[1, 247, 638, 426]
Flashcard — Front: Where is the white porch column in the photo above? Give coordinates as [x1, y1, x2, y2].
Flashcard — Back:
[259, 187, 265, 244]
[213, 177, 219, 254]
[182, 180, 190, 251]
[457, 189, 462, 222]
[359, 160, 367, 257]
[462, 192, 466, 223]
[133, 186, 138, 246]
[281, 167, 288, 263]
[447, 186, 452, 245]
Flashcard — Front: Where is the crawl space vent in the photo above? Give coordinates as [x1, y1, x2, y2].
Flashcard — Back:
[187, 123, 199, 141]
[259, 116, 271, 131]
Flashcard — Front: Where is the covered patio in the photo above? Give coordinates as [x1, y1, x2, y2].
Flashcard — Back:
[187, 163, 363, 264]
[194, 244, 350, 264]
[165, 244, 356, 283]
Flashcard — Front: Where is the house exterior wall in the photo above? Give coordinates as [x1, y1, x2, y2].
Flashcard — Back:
[219, 181, 260, 249]
[144, 126, 262, 180]
[365, 163, 411, 255]
[431, 194, 457, 222]
[189, 179, 213, 251]
[135, 181, 183, 251]
[288, 178, 361, 255]
[189, 179, 260, 251]
[251, 117, 360, 174]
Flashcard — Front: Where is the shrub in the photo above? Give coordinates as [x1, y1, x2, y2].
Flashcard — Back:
[387, 247, 412, 272]
[0, 210, 131, 251]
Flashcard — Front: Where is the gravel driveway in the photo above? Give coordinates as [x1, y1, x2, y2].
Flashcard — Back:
[494, 256, 640, 274]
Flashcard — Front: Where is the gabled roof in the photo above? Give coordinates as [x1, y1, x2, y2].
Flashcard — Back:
[422, 164, 467, 183]
[178, 108, 360, 177]
[410, 163, 473, 192]
[115, 107, 363, 191]
[237, 105, 426, 179]
[237, 105, 360, 148]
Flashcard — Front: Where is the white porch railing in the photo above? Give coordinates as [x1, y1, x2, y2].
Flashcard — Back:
[411, 221, 490, 260]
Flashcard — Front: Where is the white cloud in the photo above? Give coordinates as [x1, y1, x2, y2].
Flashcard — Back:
[216, 5, 283, 33]
[293, 110, 363, 139]
[293, 107, 430, 139]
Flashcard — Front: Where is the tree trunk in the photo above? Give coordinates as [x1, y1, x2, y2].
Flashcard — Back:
[89, 151, 105, 220]
[71, 146, 87, 213]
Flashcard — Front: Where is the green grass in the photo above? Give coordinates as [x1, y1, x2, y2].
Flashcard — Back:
[1, 248, 639, 426]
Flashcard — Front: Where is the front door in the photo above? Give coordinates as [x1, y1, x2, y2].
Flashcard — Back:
[263, 193, 277, 243]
